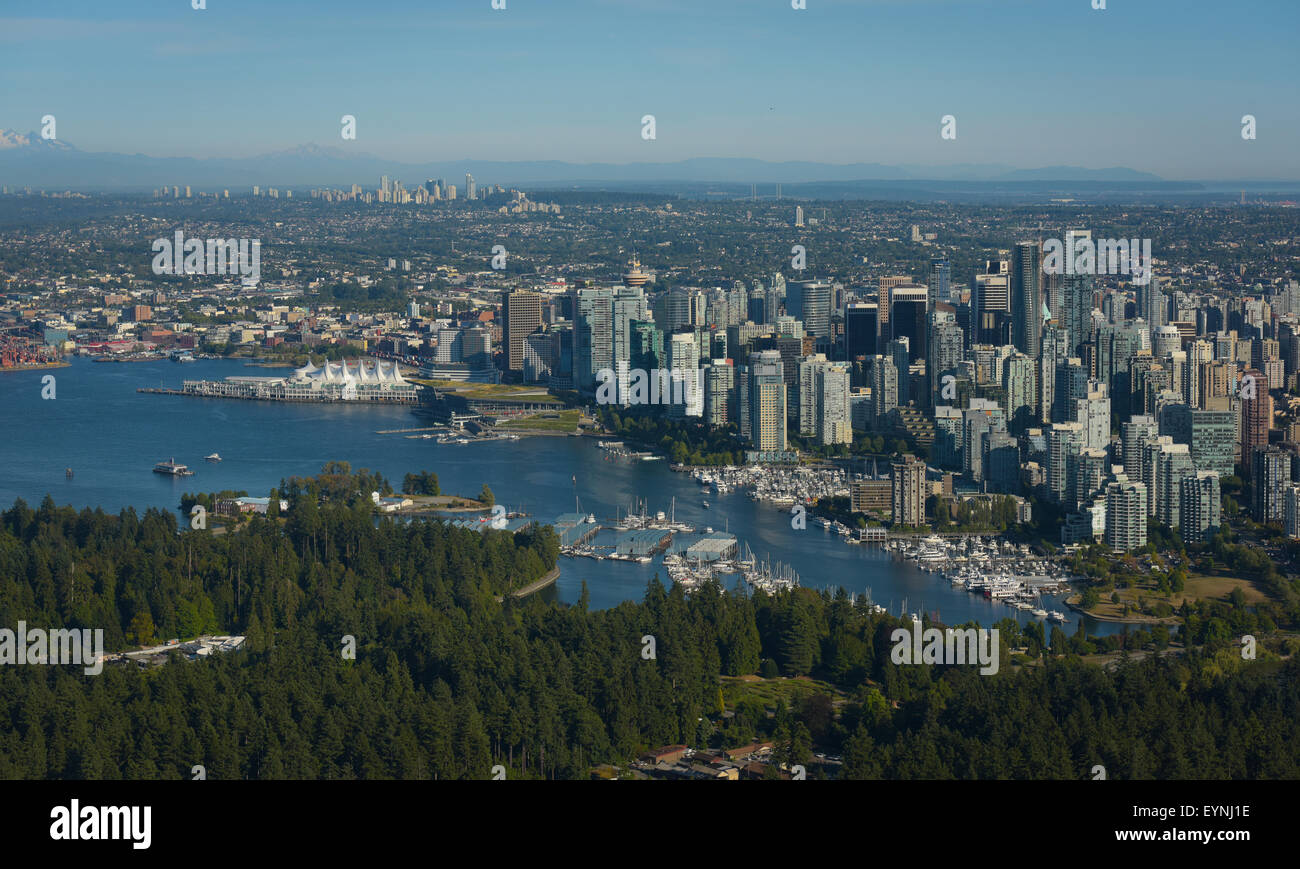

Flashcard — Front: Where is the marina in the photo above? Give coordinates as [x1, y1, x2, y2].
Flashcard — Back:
[686, 463, 849, 506]
[888, 534, 1075, 620]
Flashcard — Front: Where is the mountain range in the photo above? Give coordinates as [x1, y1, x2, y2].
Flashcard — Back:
[0, 130, 1170, 192]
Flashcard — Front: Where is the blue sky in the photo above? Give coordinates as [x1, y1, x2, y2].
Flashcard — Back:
[2, 0, 1296, 178]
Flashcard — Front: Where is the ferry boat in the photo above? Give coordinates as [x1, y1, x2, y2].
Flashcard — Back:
[153, 458, 194, 477]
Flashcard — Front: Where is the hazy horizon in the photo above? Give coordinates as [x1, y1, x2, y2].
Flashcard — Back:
[1, 0, 1297, 180]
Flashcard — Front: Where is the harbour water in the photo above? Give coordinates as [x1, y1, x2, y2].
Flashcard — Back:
[0, 358, 1125, 635]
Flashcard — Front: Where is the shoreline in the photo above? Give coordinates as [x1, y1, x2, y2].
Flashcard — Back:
[1063, 598, 1180, 625]
[0, 361, 69, 373]
[499, 566, 560, 602]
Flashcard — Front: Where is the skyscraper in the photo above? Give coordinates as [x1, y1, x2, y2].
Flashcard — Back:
[703, 360, 734, 427]
[1038, 322, 1067, 425]
[1252, 447, 1289, 524]
[891, 455, 926, 527]
[1060, 230, 1094, 352]
[965, 399, 1007, 484]
[878, 275, 913, 327]
[817, 362, 852, 446]
[576, 287, 613, 391]
[667, 331, 703, 418]
[798, 355, 825, 437]
[1285, 485, 1300, 539]
[766, 273, 786, 324]
[844, 302, 879, 361]
[1053, 357, 1088, 424]
[748, 350, 787, 451]
[612, 287, 649, 377]
[887, 338, 911, 407]
[504, 290, 543, 373]
[1076, 381, 1110, 452]
[788, 280, 833, 340]
[1074, 448, 1109, 510]
[973, 259, 1010, 346]
[798, 357, 851, 445]
[1156, 444, 1194, 529]
[870, 354, 898, 424]
[1003, 352, 1037, 433]
[1047, 421, 1085, 505]
[1105, 472, 1148, 552]
[1240, 367, 1270, 476]
[1159, 404, 1235, 478]
[1122, 415, 1160, 472]
[1141, 275, 1167, 328]
[927, 258, 950, 308]
[664, 289, 693, 332]
[889, 285, 928, 362]
[1011, 241, 1042, 358]
[1180, 472, 1221, 543]
[929, 314, 964, 411]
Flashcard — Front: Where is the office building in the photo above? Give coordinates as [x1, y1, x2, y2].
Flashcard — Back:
[504, 290, 544, 373]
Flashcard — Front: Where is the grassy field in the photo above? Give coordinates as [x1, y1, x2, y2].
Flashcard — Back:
[1071, 571, 1266, 621]
[411, 379, 563, 403]
[496, 410, 583, 431]
[404, 495, 490, 511]
[720, 674, 846, 710]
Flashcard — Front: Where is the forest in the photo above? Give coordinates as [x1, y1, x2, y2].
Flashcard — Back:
[0, 469, 1297, 780]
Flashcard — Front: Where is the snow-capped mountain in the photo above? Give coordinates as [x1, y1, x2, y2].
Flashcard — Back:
[0, 129, 75, 151]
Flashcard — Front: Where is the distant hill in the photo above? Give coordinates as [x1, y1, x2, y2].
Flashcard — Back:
[998, 165, 1164, 182]
[0, 130, 1172, 191]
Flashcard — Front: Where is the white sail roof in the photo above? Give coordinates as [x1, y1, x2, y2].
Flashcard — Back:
[293, 359, 406, 384]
